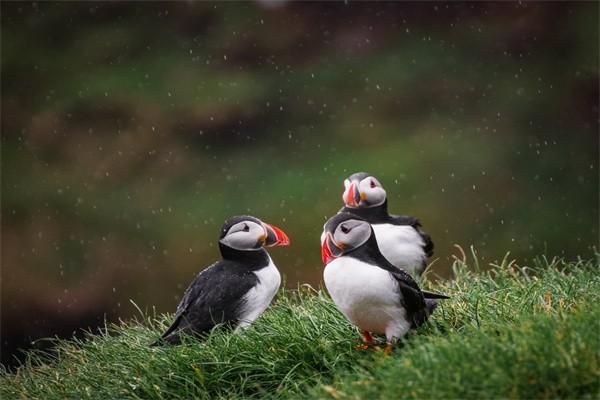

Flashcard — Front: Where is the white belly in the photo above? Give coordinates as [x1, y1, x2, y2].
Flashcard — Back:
[372, 224, 426, 277]
[323, 257, 410, 340]
[237, 258, 281, 329]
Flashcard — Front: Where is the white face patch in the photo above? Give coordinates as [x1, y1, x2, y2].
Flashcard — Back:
[332, 219, 372, 251]
[357, 176, 386, 207]
[220, 220, 266, 251]
[341, 179, 352, 205]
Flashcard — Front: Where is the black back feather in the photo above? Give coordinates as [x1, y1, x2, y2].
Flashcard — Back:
[341, 199, 434, 258]
[152, 228, 271, 346]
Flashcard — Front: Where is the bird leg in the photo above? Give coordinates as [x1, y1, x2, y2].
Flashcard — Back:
[355, 330, 376, 350]
[383, 342, 395, 355]
[361, 330, 375, 343]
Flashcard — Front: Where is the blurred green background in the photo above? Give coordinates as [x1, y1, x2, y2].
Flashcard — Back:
[1, 2, 598, 367]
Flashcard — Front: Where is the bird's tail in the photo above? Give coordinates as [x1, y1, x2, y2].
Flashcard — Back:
[423, 290, 450, 315]
[421, 290, 450, 300]
[425, 299, 439, 314]
[150, 333, 182, 347]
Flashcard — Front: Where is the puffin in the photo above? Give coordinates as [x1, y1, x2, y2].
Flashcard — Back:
[153, 215, 290, 345]
[322, 213, 448, 353]
[338, 171, 434, 278]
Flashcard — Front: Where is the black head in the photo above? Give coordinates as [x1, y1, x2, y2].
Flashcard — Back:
[219, 215, 290, 255]
[342, 172, 387, 209]
[321, 212, 374, 265]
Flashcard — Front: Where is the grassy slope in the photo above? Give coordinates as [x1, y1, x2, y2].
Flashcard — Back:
[2, 252, 599, 399]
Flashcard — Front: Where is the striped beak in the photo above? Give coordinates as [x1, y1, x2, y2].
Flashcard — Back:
[321, 232, 344, 265]
[345, 182, 361, 207]
[262, 223, 290, 247]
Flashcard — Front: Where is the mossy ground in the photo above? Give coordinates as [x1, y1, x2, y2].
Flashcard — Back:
[2, 252, 599, 399]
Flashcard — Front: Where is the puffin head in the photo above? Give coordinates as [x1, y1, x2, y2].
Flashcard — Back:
[219, 215, 290, 251]
[321, 213, 373, 265]
[342, 172, 386, 209]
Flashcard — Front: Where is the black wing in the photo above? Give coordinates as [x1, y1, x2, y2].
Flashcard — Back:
[389, 270, 429, 328]
[390, 214, 434, 258]
[156, 260, 258, 344]
[417, 228, 434, 258]
[158, 264, 214, 340]
[388, 270, 449, 329]
[390, 214, 421, 226]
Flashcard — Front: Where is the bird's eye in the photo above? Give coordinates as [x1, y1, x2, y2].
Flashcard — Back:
[341, 225, 350, 234]
[370, 180, 376, 188]
[243, 224, 250, 232]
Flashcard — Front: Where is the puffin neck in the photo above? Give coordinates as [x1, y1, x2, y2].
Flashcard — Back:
[218, 243, 270, 269]
[347, 232, 395, 270]
[343, 199, 390, 223]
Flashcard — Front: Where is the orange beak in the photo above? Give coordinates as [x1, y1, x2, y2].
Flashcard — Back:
[321, 232, 343, 265]
[321, 234, 332, 264]
[345, 182, 361, 207]
[263, 223, 291, 247]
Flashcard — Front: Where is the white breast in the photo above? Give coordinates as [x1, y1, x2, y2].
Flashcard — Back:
[323, 257, 411, 341]
[372, 224, 426, 277]
[237, 257, 281, 329]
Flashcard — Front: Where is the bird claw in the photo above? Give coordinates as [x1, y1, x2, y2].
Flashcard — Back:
[355, 342, 384, 351]
[383, 343, 394, 355]
[355, 331, 388, 351]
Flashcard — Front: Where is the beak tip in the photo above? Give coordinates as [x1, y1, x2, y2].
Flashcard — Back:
[321, 232, 338, 265]
[345, 182, 361, 207]
[264, 223, 290, 247]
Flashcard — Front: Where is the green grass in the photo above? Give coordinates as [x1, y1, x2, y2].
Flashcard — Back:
[2, 251, 599, 399]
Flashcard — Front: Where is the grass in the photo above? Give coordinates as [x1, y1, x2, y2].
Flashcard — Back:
[2, 251, 599, 399]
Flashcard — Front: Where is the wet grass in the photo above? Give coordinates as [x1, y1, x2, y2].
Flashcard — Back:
[1, 251, 599, 399]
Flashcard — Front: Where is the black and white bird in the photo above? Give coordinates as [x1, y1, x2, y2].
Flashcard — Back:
[153, 215, 290, 345]
[322, 213, 448, 353]
[337, 172, 434, 278]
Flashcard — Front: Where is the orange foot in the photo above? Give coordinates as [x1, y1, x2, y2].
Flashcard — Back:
[354, 330, 378, 350]
[383, 343, 395, 355]
[354, 330, 379, 350]
[360, 330, 375, 344]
